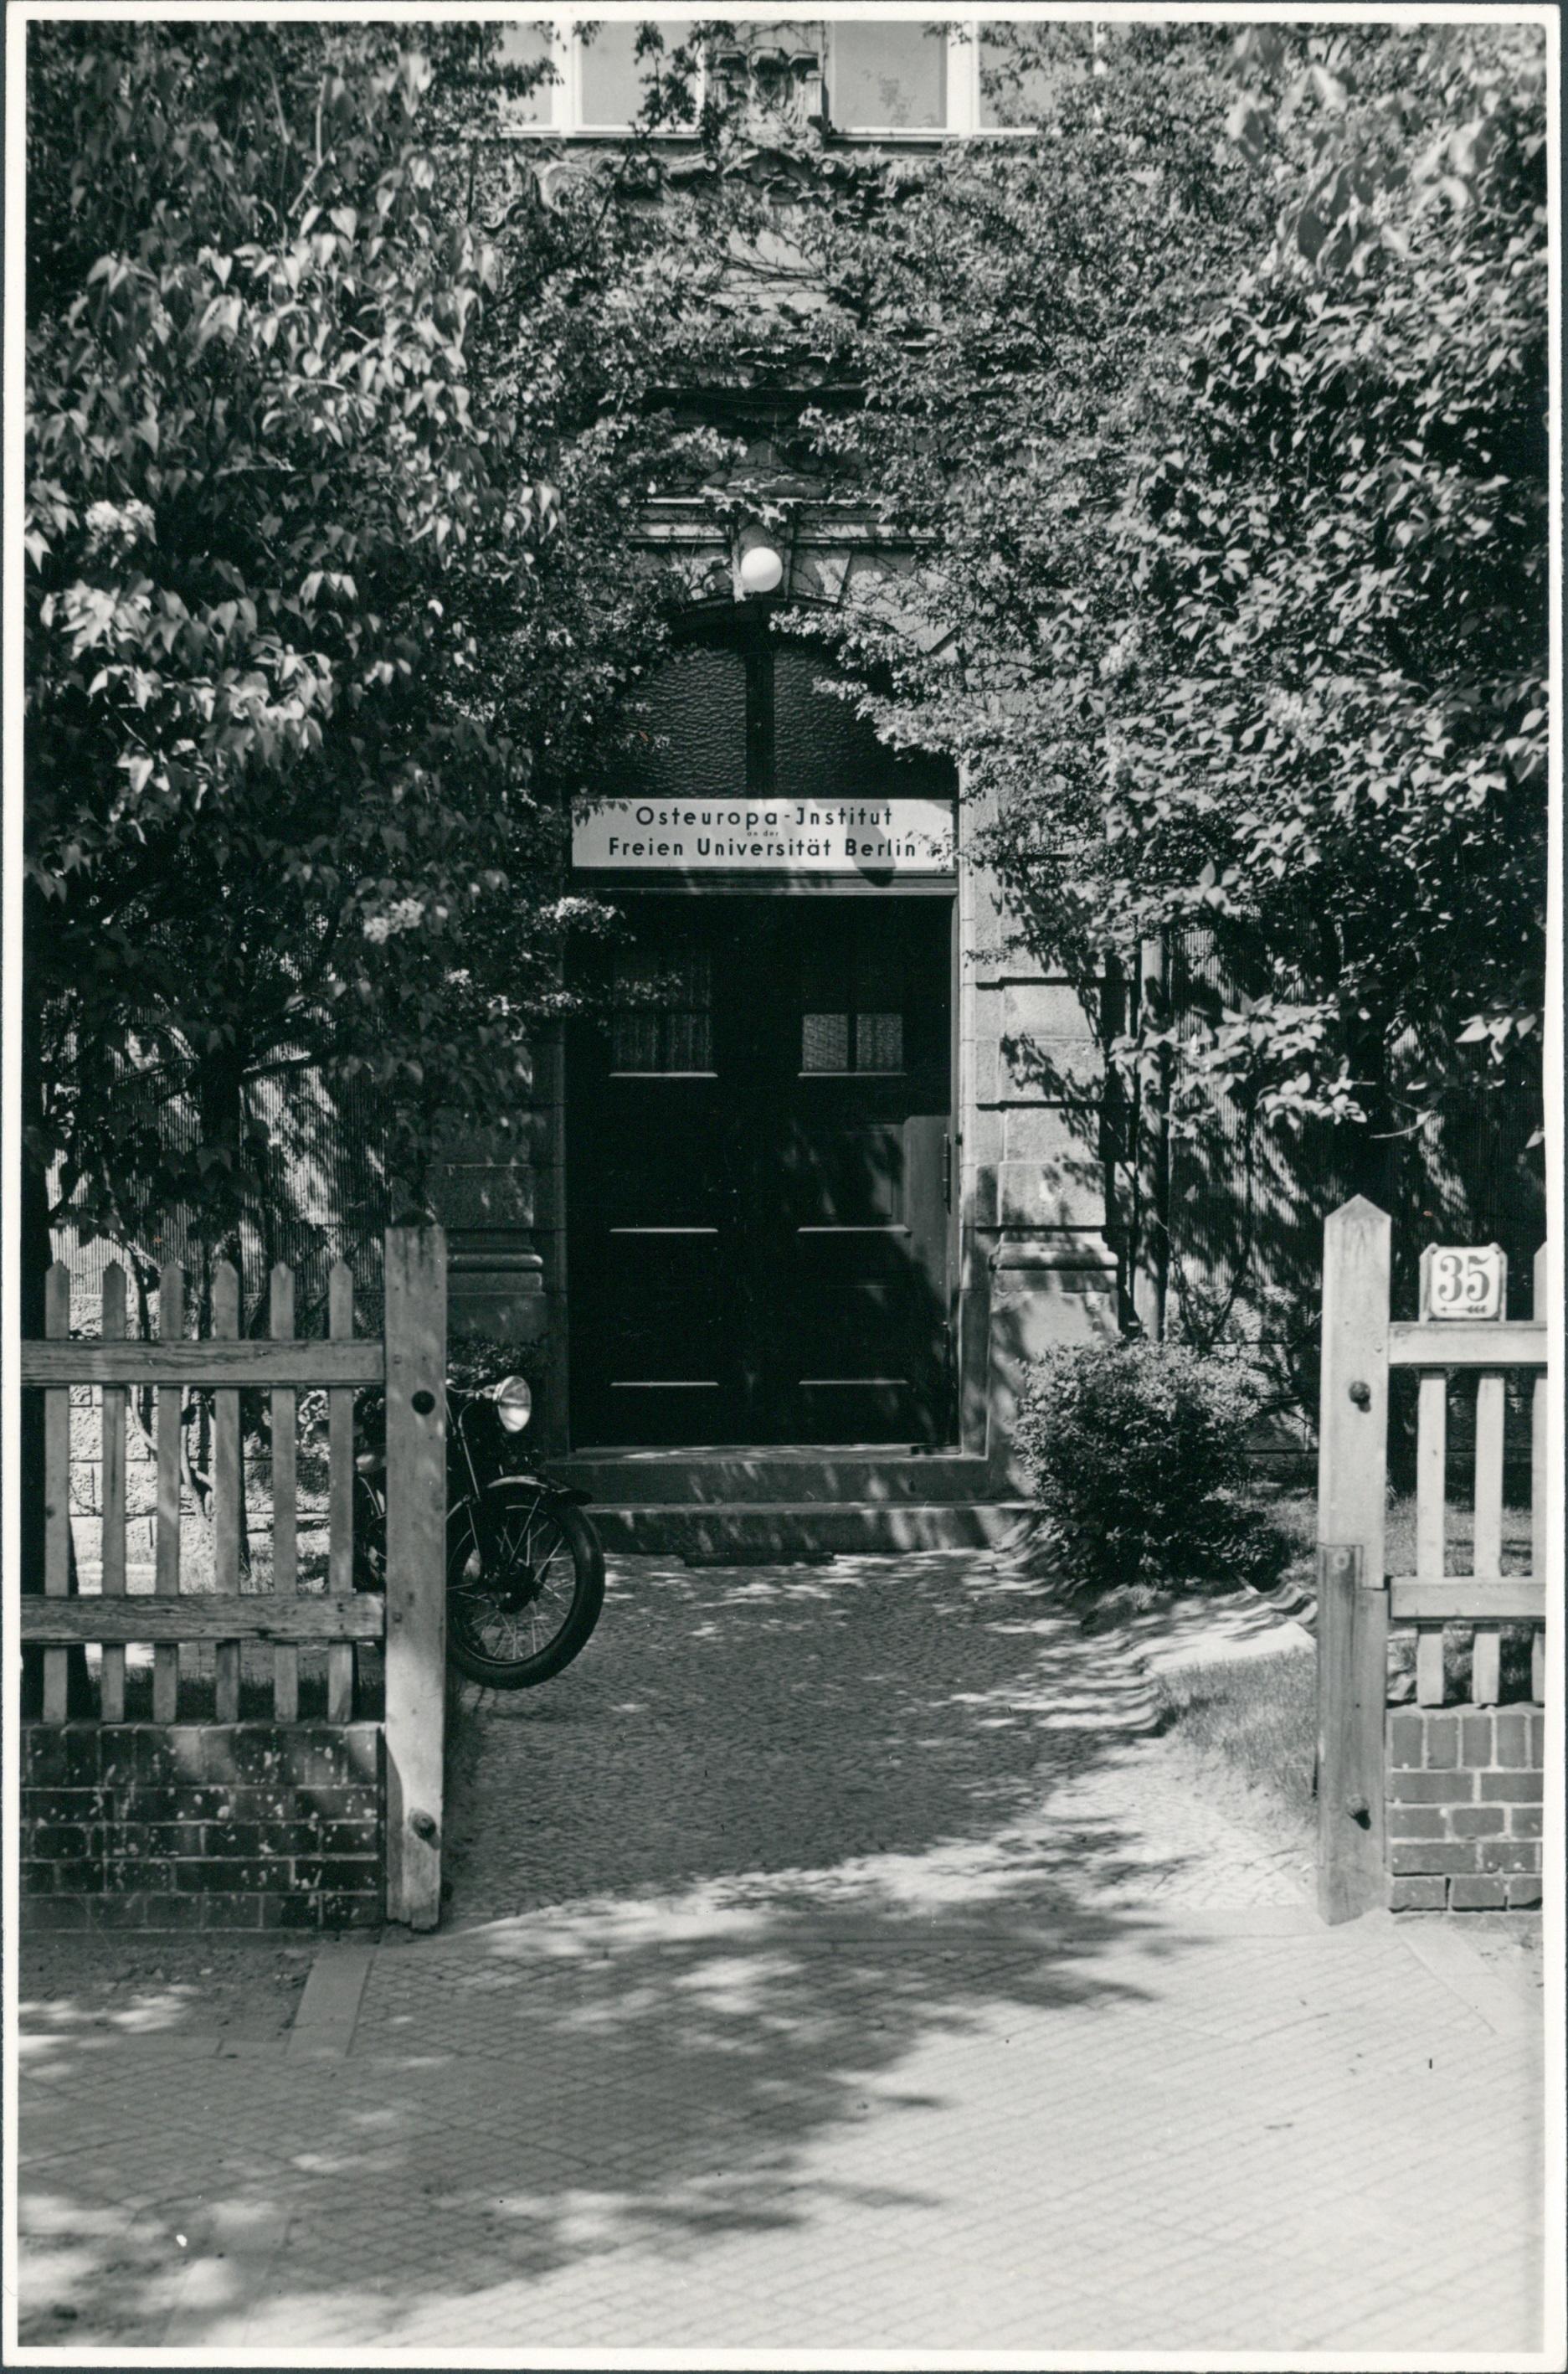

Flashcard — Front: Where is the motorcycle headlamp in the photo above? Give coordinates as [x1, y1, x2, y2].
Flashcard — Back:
[493, 1374, 533, 1434]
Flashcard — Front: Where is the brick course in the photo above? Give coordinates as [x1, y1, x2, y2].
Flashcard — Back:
[19, 1723, 382, 1932]
[1384, 1702, 1545, 1915]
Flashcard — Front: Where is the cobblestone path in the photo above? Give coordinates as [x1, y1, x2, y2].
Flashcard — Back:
[443, 1551, 1308, 1923]
[16, 1552, 1545, 2356]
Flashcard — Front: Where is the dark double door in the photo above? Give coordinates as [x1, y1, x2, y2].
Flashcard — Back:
[567, 896, 954, 1446]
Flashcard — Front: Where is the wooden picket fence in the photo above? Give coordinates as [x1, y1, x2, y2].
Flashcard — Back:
[19, 1227, 449, 1929]
[1316, 1198, 1550, 1923]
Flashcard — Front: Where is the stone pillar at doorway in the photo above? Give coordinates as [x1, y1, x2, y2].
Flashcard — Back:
[431, 1126, 548, 1347]
[986, 1245, 1118, 1490]
[969, 972, 1119, 1490]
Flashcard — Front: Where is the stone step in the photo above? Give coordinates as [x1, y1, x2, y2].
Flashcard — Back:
[589, 1500, 1035, 1559]
[548, 1450, 998, 1507]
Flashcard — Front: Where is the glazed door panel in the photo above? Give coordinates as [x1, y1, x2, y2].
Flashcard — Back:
[567, 897, 952, 1446]
[566, 905, 738, 1446]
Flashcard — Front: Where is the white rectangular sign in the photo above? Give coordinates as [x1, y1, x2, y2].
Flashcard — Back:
[573, 796, 956, 875]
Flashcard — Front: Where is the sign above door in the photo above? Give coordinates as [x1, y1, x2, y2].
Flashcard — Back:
[573, 797, 956, 877]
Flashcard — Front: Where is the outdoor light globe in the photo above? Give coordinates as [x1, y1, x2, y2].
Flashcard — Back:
[738, 538, 784, 595]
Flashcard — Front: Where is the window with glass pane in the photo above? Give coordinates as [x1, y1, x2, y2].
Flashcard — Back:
[855, 1012, 903, 1069]
[620, 642, 748, 803]
[802, 934, 850, 1072]
[578, 19, 691, 127]
[830, 21, 946, 129]
[496, 22, 554, 124]
[612, 941, 713, 1074]
[979, 22, 1084, 126]
[774, 645, 952, 811]
[854, 941, 903, 1071]
[800, 928, 904, 1074]
[802, 1013, 851, 1071]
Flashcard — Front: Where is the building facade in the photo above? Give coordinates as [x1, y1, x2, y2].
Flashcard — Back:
[434, 20, 1118, 1546]
[44, 18, 1543, 1553]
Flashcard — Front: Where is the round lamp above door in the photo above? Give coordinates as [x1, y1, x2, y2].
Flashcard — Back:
[736, 524, 784, 597]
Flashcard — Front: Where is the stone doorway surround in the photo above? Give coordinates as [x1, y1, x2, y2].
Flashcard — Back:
[430, 517, 1120, 1490]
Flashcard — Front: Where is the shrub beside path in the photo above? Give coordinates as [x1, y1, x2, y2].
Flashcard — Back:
[17, 1551, 1546, 2355]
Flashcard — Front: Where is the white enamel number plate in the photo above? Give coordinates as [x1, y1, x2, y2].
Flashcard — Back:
[1421, 1244, 1507, 1321]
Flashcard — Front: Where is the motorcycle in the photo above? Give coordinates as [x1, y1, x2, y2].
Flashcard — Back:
[353, 1370, 605, 1689]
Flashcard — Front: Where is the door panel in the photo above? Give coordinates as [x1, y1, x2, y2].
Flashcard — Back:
[783, 1122, 906, 1226]
[568, 896, 952, 1445]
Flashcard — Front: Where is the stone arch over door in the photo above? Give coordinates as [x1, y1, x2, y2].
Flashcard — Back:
[599, 605, 957, 817]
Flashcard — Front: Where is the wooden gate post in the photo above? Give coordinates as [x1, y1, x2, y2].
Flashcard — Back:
[1316, 1196, 1391, 1924]
[1532, 1243, 1550, 1703]
[383, 1226, 448, 1930]
[43, 1263, 72, 1723]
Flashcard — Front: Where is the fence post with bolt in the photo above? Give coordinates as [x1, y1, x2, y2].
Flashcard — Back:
[383, 1226, 449, 1931]
[1316, 1197, 1391, 1924]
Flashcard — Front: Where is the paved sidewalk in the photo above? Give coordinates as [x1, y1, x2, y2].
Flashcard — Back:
[16, 1553, 1547, 2356]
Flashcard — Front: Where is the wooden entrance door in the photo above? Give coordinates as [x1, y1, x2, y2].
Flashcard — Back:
[567, 896, 953, 1445]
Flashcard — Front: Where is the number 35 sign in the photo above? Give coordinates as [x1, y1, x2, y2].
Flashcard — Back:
[1421, 1243, 1508, 1321]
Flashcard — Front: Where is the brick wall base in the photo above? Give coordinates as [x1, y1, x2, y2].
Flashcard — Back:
[20, 1723, 383, 1932]
[1386, 1706, 1543, 1912]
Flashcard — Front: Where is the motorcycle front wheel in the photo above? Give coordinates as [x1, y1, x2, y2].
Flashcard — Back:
[446, 1481, 605, 1689]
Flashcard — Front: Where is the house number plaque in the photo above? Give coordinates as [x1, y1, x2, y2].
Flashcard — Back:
[1419, 1243, 1507, 1321]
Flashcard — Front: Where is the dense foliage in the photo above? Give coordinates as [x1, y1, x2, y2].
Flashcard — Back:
[1112, 24, 1549, 1144]
[1013, 1341, 1292, 1593]
[784, 20, 1547, 1269]
[23, 20, 738, 1300]
[25, 18, 1547, 1338]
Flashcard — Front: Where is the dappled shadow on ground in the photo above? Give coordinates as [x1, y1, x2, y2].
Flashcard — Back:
[18, 1553, 1298, 2347]
[317, 1890, 1172, 2313]
[19, 1936, 311, 2065]
[445, 1552, 1165, 1918]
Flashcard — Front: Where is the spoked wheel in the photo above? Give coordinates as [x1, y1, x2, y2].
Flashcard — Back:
[352, 1470, 388, 1594]
[446, 1481, 605, 1689]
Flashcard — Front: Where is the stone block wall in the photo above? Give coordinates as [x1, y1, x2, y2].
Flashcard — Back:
[1385, 1706, 1544, 1912]
[19, 1723, 383, 1933]
[955, 803, 1118, 1474]
[434, 1105, 552, 1352]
